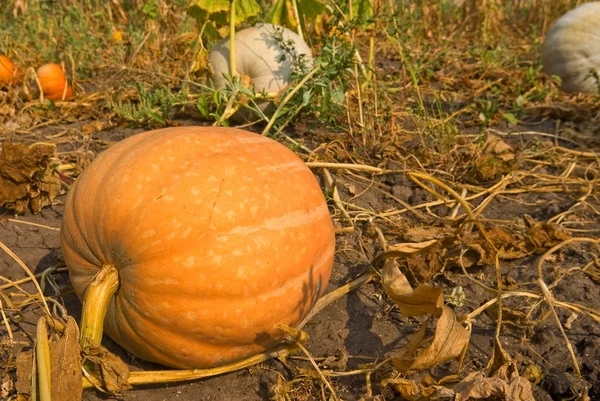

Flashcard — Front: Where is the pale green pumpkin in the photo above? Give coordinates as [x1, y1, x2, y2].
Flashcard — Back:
[542, 2, 600, 94]
[209, 23, 313, 120]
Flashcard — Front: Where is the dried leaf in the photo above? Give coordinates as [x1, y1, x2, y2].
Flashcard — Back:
[465, 134, 517, 181]
[384, 377, 421, 401]
[83, 345, 131, 394]
[505, 376, 535, 401]
[16, 317, 83, 401]
[483, 304, 532, 333]
[380, 239, 440, 259]
[453, 370, 535, 401]
[425, 385, 455, 399]
[382, 259, 443, 316]
[405, 243, 445, 283]
[376, 239, 443, 280]
[485, 134, 515, 161]
[458, 222, 570, 267]
[486, 337, 511, 378]
[1, 377, 13, 399]
[382, 259, 470, 371]
[526, 222, 570, 251]
[454, 372, 507, 401]
[399, 306, 470, 371]
[404, 226, 453, 242]
[0, 141, 61, 214]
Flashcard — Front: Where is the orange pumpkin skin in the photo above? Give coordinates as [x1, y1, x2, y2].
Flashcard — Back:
[60, 127, 335, 369]
[36, 63, 74, 100]
[0, 55, 19, 85]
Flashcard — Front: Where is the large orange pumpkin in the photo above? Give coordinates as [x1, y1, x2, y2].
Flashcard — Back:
[0, 55, 19, 85]
[36, 63, 74, 100]
[60, 126, 335, 369]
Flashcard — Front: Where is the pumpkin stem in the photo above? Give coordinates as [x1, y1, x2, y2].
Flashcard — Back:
[79, 264, 119, 350]
[229, 0, 237, 78]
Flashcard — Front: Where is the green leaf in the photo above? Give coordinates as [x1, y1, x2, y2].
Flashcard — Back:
[297, 0, 327, 19]
[203, 22, 225, 42]
[265, 0, 327, 33]
[352, 0, 374, 27]
[187, 0, 261, 27]
[501, 112, 518, 125]
[265, 0, 291, 28]
[197, 96, 210, 118]
[301, 89, 311, 106]
[331, 88, 345, 104]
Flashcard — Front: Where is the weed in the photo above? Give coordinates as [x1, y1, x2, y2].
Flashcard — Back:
[109, 83, 187, 127]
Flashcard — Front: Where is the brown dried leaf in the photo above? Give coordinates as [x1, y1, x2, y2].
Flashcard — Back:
[483, 304, 532, 333]
[486, 337, 511, 378]
[405, 243, 446, 283]
[485, 134, 515, 161]
[458, 222, 570, 267]
[453, 370, 535, 401]
[378, 239, 445, 285]
[1, 376, 13, 399]
[395, 305, 470, 371]
[379, 239, 440, 259]
[467, 135, 517, 181]
[382, 259, 443, 316]
[454, 372, 507, 401]
[526, 222, 570, 251]
[384, 378, 421, 401]
[382, 259, 470, 372]
[83, 345, 131, 394]
[404, 226, 453, 242]
[16, 317, 83, 401]
[505, 376, 535, 401]
[0, 141, 61, 214]
[424, 385, 455, 399]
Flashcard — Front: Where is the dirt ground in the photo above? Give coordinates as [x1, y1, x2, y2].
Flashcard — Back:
[2, 116, 599, 400]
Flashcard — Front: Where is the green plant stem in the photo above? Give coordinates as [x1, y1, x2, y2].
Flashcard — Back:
[80, 264, 119, 350]
[36, 317, 52, 401]
[261, 64, 322, 136]
[291, 0, 304, 40]
[367, 35, 374, 85]
[229, 0, 237, 77]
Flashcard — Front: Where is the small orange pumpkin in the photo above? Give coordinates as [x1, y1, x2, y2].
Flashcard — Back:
[36, 63, 74, 101]
[0, 55, 19, 85]
[60, 126, 335, 369]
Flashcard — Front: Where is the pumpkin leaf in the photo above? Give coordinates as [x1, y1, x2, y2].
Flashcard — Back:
[187, 0, 261, 28]
[265, 0, 328, 33]
[352, 0, 374, 27]
[381, 258, 470, 372]
[265, 0, 293, 30]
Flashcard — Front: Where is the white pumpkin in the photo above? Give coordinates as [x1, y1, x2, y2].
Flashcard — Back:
[209, 23, 313, 120]
[542, 2, 600, 94]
